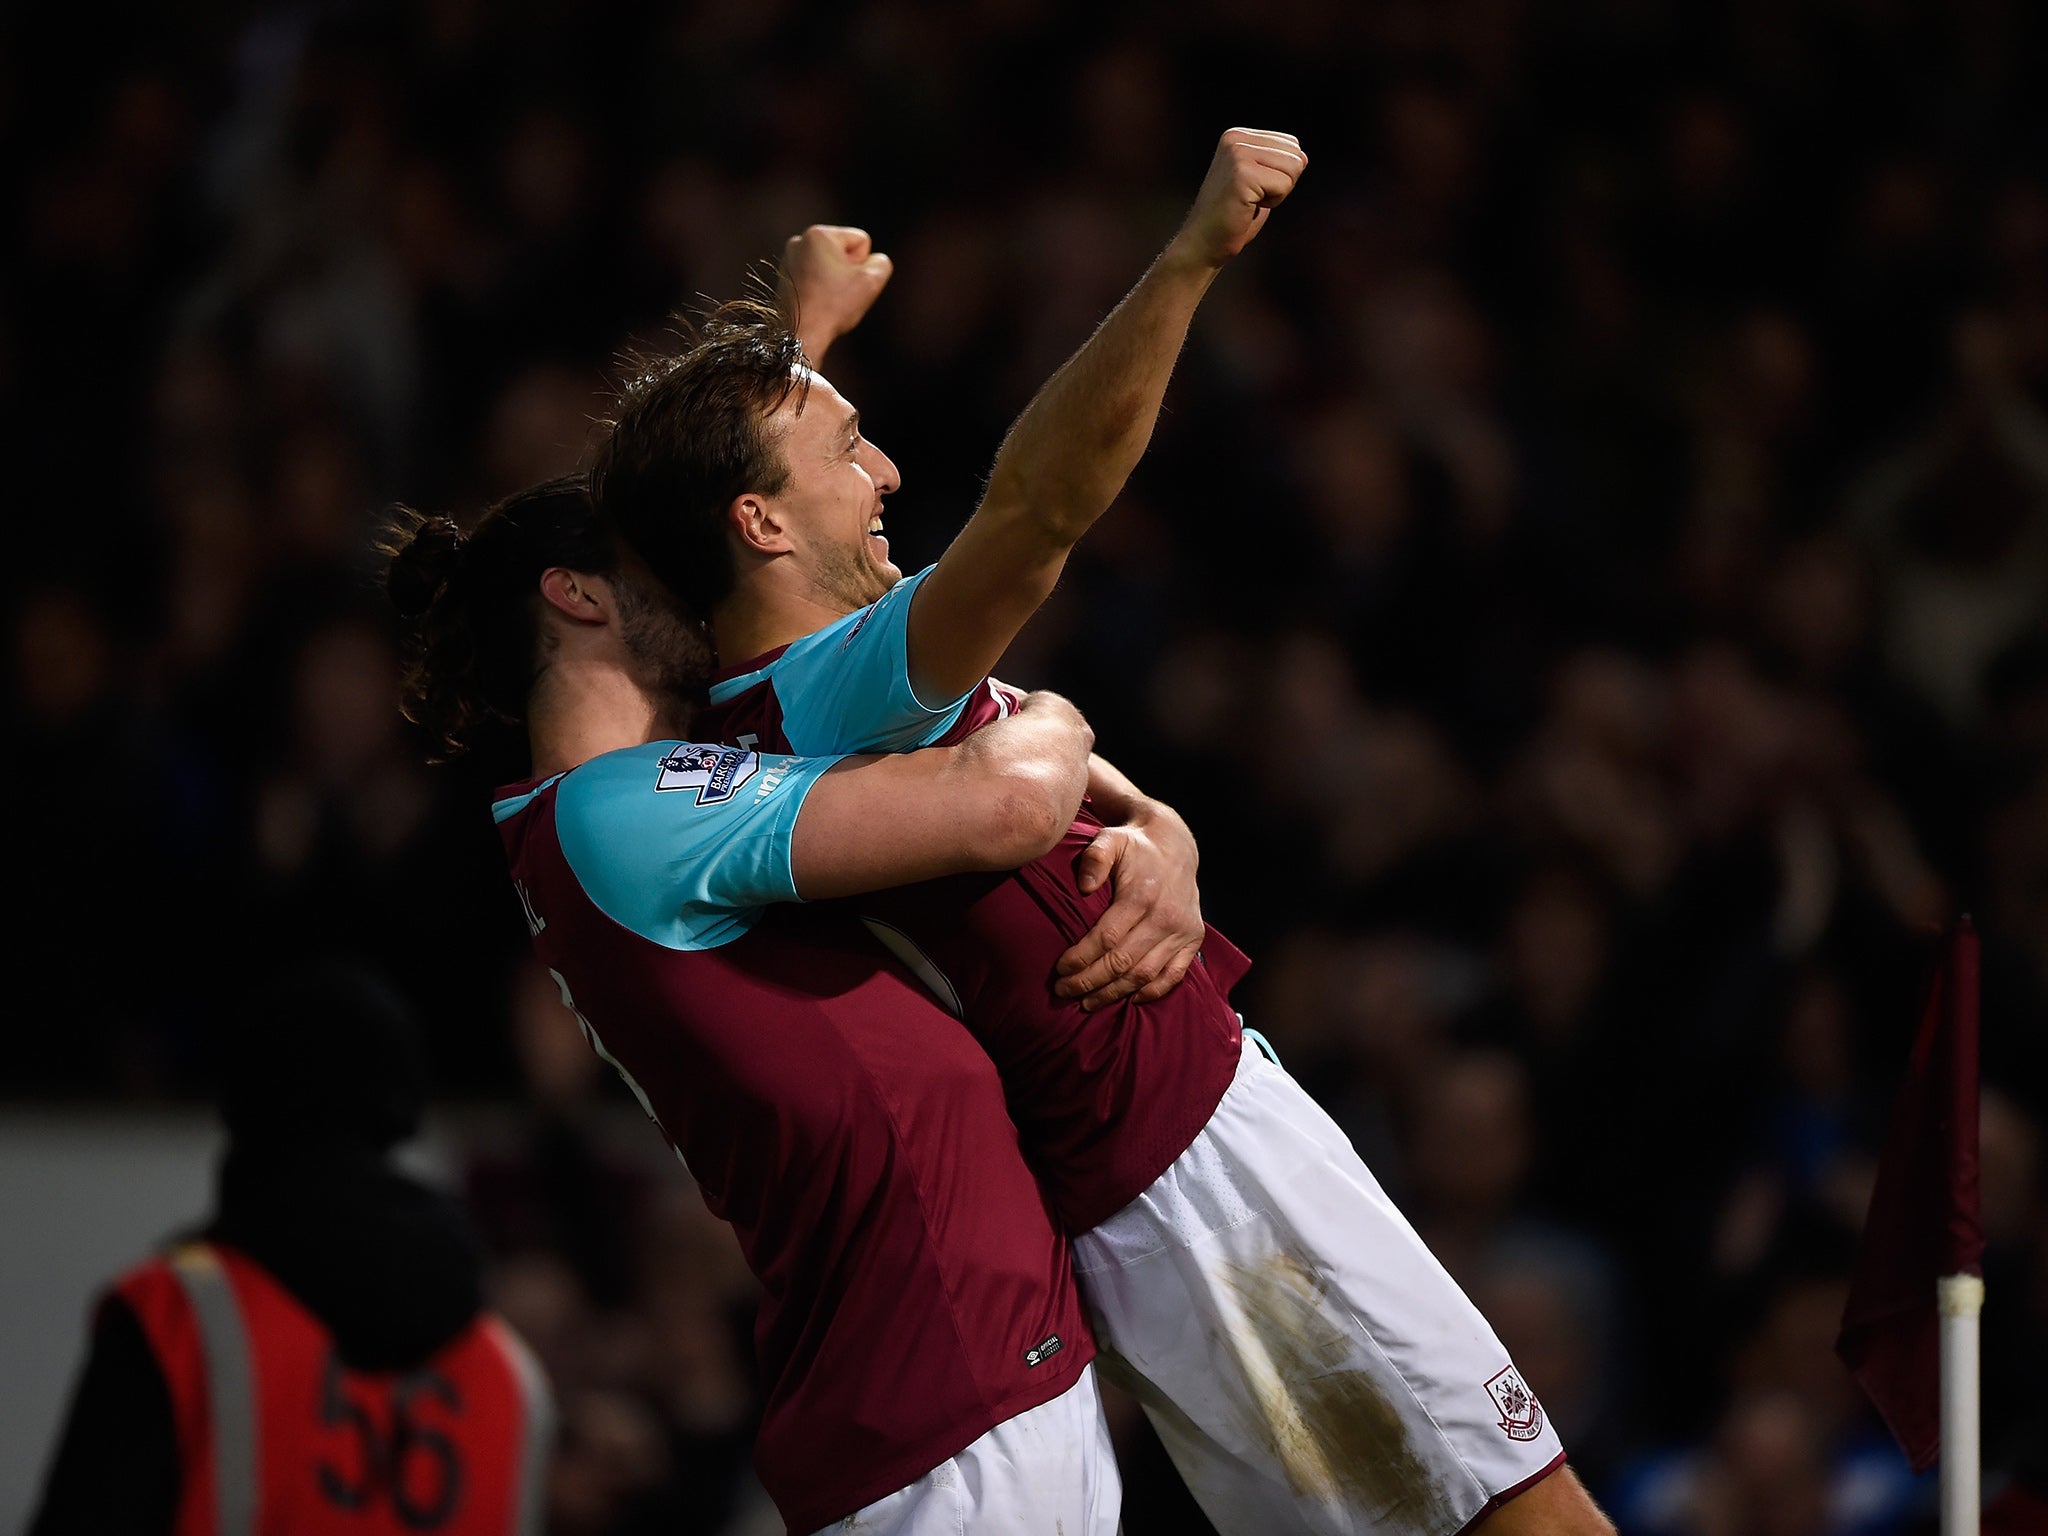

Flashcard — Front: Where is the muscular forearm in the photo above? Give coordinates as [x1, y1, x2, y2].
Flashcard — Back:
[903, 251, 1216, 703]
[979, 247, 1216, 548]
[967, 130, 1301, 553]
[785, 291, 846, 370]
[906, 130, 1303, 704]
[796, 320, 836, 369]
[791, 693, 1093, 898]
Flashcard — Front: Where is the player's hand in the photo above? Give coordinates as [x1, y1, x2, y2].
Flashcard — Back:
[1055, 798, 1204, 1010]
[1168, 128, 1306, 269]
[777, 224, 893, 366]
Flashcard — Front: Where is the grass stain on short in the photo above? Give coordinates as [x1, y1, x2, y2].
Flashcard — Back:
[1220, 1250, 1462, 1529]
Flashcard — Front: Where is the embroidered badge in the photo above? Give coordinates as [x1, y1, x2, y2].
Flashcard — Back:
[1485, 1365, 1544, 1441]
[656, 747, 759, 805]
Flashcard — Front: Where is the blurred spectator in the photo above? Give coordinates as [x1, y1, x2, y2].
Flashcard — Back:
[2, 576, 216, 1091]
[222, 570, 528, 1090]
[27, 954, 553, 1535]
[463, 955, 653, 1311]
[1606, 1227, 1930, 1536]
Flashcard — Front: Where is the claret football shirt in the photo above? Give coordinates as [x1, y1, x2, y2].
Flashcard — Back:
[493, 739, 1090, 1531]
[696, 567, 1249, 1232]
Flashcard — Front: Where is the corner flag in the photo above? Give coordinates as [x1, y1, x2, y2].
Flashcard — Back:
[1836, 916, 1983, 1498]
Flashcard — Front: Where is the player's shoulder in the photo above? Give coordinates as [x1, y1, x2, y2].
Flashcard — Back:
[549, 741, 811, 948]
[562, 740, 791, 834]
[865, 563, 936, 623]
[782, 565, 937, 664]
[563, 740, 688, 792]
[556, 741, 726, 822]
[546, 743, 769, 937]
[541, 745, 659, 858]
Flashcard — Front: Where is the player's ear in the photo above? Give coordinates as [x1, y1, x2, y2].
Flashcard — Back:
[538, 567, 609, 623]
[728, 492, 793, 556]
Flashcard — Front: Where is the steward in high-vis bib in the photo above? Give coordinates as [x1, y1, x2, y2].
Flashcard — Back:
[30, 957, 554, 1536]
[106, 1241, 549, 1536]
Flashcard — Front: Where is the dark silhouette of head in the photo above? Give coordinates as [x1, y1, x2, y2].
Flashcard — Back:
[216, 955, 428, 1157]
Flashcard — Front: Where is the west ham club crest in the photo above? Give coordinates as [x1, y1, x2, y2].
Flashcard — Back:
[1485, 1365, 1545, 1441]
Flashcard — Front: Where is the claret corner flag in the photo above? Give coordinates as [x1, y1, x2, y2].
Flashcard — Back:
[1835, 914, 1983, 1477]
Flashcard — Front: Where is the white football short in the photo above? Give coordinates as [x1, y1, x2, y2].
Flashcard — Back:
[807, 1362, 1121, 1536]
[1072, 1032, 1567, 1535]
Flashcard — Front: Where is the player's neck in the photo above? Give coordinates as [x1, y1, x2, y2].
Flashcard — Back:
[712, 577, 852, 670]
[526, 658, 687, 780]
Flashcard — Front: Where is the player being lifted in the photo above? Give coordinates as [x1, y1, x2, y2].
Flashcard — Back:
[594, 128, 1615, 1534]
[381, 478, 1133, 1534]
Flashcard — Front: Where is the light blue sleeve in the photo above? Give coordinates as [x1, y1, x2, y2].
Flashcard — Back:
[550, 741, 840, 951]
[726, 564, 975, 755]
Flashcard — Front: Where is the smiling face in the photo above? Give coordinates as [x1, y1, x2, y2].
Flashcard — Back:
[760, 369, 902, 614]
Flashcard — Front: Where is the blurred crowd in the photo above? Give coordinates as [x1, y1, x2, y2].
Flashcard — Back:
[8, 0, 2048, 1531]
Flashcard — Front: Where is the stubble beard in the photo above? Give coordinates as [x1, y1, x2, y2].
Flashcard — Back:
[616, 583, 713, 718]
[808, 541, 896, 616]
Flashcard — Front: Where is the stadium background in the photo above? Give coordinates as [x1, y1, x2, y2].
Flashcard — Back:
[5, 0, 2048, 1531]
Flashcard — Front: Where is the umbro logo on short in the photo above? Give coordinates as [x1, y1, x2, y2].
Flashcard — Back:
[1023, 1334, 1063, 1368]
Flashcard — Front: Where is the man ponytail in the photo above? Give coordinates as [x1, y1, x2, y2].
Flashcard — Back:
[382, 509, 464, 620]
[376, 475, 614, 763]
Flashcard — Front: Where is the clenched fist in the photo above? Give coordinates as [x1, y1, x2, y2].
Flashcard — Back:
[1169, 128, 1307, 268]
[777, 224, 893, 366]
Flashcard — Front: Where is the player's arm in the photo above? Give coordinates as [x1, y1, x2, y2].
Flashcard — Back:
[905, 128, 1306, 703]
[776, 224, 893, 370]
[1054, 755, 1207, 1008]
[558, 695, 1087, 943]
[977, 688, 1207, 1007]
[788, 689, 1094, 898]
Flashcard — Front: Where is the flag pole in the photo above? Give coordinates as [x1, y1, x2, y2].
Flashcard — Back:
[1939, 917, 1983, 1536]
[1836, 914, 1985, 1518]
[1938, 1271, 1982, 1536]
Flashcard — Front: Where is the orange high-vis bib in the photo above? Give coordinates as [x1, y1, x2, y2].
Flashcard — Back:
[111, 1242, 553, 1536]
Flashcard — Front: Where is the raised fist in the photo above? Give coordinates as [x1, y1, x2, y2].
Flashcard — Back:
[777, 224, 894, 364]
[1170, 128, 1307, 268]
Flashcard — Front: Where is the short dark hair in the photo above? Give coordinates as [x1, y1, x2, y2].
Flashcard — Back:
[377, 473, 614, 761]
[592, 298, 809, 618]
